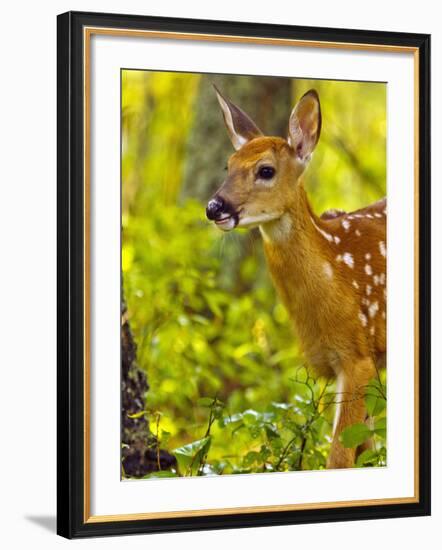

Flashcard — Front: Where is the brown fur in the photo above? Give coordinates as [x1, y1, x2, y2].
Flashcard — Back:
[262, 188, 386, 468]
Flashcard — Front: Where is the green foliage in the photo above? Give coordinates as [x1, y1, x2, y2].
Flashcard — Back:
[340, 377, 387, 467]
[121, 70, 387, 477]
[365, 378, 387, 416]
[150, 369, 338, 475]
[173, 436, 212, 476]
[340, 423, 373, 448]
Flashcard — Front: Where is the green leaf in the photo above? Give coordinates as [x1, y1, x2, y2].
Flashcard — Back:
[248, 425, 262, 439]
[291, 381, 312, 403]
[259, 445, 271, 462]
[374, 417, 387, 439]
[264, 425, 279, 440]
[202, 291, 223, 317]
[365, 393, 386, 417]
[270, 437, 283, 455]
[355, 449, 378, 467]
[365, 379, 387, 416]
[376, 446, 387, 466]
[242, 410, 261, 425]
[340, 423, 372, 448]
[218, 413, 243, 427]
[212, 406, 224, 419]
[243, 451, 260, 467]
[197, 397, 216, 408]
[127, 410, 147, 419]
[270, 402, 291, 411]
[173, 436, 211, 475]
[191, 314, 209, 325]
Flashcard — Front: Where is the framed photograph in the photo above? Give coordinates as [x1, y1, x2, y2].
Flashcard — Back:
[57, 11, 431, 538]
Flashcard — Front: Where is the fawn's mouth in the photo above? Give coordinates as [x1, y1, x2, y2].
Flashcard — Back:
[215, 212, 238, 231]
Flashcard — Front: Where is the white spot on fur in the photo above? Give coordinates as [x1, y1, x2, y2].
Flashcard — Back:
[382, 311, 386, 319]
[355, 229, 361, 237]
[342, 219, 351, 231]
[366, 285, 372, 296]
[354, 214, 364, 219]
[336, 254, 342, 262]
[370, 326, 375, 336]
[334, 235, 341, 244]
[380, 273, 386, 285]
[368, 301, 379, 318]
[358, 311, 368, 327]
[342, 252, 354, 268]
[373, 274, 380, 286]
[379, 241, 386, 257]
[374, 213, 383, 218]
[311, 217, 334, 243]
[361, 297, 369, 306]
[365, 264, 373, 276]
[352, 280, 359, 290]
[365, 253, 371, 260]
[365, 214, 374, 219]
[323, 262, 333, 280]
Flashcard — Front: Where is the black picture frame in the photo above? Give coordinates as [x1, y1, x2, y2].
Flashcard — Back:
[57, 10, 431, 539]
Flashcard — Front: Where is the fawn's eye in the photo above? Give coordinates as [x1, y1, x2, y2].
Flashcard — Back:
[257, 166, 275, 180]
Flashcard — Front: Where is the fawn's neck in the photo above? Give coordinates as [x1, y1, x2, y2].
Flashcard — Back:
[259, 185, 335, 319]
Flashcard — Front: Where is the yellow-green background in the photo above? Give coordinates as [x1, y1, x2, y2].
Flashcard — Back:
[122, 70, 386, 475]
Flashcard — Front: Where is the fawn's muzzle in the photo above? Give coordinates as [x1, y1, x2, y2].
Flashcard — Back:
[206, 195, 239, 231]
[206, 196, 226, 220]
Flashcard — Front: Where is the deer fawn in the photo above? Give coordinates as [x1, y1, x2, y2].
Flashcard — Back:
[206, 87, 386, 469]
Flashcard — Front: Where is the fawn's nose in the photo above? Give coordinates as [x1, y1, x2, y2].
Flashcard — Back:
[206, 196, 225, 220]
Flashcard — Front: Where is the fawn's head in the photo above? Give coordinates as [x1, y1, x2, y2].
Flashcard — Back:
[206, 87, 322, 231]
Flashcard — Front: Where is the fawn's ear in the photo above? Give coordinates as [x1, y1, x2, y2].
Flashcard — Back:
[288, 89, 321, 162]
[214, 85, 263, 150]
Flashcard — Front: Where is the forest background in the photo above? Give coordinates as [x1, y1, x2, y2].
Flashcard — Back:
[121, 71, 387, 478]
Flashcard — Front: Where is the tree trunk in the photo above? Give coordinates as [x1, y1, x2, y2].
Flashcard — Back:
[121, 296, 176, 477]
